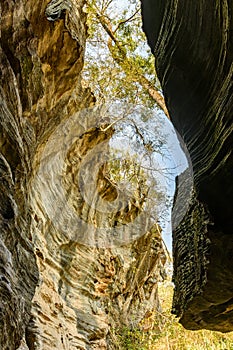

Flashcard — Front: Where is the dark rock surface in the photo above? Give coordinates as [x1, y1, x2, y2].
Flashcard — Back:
[142, 0, 233, 331]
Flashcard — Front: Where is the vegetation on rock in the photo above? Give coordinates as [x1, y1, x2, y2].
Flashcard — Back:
[114, 281, 233, 349]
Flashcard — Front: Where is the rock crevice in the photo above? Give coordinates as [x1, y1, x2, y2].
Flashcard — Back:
[142, 0, 233, 332]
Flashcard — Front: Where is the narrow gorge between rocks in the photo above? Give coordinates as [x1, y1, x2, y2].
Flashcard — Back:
[142, 0, 233, 333]
[0, 0, 233, 349]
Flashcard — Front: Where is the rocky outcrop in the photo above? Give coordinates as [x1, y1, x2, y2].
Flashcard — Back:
[0, 0, 166, 349]
[142, 0, 233, 332]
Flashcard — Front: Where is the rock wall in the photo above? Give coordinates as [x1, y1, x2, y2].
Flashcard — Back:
[0, 0, 165, 348]
[141, 0, 233, 332]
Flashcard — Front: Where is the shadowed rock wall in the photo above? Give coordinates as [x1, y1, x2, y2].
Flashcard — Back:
[142, 0, 233, 332]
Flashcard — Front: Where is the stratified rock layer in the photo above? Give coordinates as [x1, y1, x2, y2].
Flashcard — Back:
[1, 1, 166, 348]
[142, 0, 233, 332]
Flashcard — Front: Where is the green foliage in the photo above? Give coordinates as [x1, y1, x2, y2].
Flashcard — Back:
[83, 0, 162, 111]
[154, 282, 233, 350]
[113, 326, 151, 350]
[105, 153, 146, 186]
[112, 283, 233, 349]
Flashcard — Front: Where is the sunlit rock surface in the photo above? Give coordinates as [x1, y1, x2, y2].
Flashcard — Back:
[142, 0, 233, 332]
[0, 0, 166, 348]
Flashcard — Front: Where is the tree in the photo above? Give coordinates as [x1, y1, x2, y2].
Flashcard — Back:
[82, 0, 174, 257]
[83, 0, 169, 117]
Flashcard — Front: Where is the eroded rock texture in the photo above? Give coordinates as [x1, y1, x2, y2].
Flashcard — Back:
[0, 0, 166, 348]
[142, 0, 233, 332]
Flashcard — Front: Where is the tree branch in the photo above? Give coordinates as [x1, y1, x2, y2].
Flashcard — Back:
[92, 8, 170, 118]
[114, 8, 141, 33]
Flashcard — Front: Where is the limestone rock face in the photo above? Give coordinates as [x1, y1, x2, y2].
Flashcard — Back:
[0, 0, 165, 348]
[142, 0, 233, 332]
